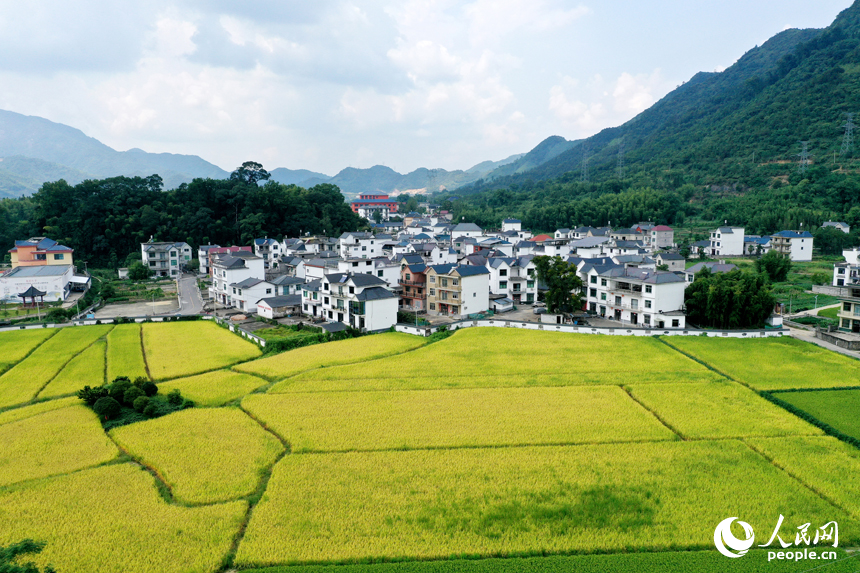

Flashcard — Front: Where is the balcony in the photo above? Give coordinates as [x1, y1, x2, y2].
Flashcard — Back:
[399, 279, 426, 287]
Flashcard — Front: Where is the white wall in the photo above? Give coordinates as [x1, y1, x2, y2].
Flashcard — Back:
[459, 273, 490, 315]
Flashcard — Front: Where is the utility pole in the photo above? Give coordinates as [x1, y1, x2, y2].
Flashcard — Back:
[841, 112, 855, 156]
[797, 141, 811, 174]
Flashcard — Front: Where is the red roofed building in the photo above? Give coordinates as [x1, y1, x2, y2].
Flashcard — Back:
[350, 193, 399, 220]
[531, 234, 553, 243]
[650, 225, 674, 249]
[207, 246, 253, 277]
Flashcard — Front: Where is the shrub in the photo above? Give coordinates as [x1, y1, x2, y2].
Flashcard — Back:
[93, 397, 121, 420]
[143, 402, 159, 417]
[123, 386, 145, 406]
[132, 376, 148, 387]
[167, 389, 183, 406]
[76, 385, 109, 406]
[109, 381, 131, 402]
[133, 395, 150, 413]
[0, 539, 57, 573]
[140, 381, 158, 397]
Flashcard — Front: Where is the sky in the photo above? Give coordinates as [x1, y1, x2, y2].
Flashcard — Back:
[0, 1, 853, 176]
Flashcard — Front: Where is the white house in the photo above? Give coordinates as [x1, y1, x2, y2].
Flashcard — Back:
[770, 231, 813, 262]
[822, 221, 850, 234]
[209, 253, 265, 308]
[229, 278, 277, 314]
[486, 256, 537, 304]
[451, 223, 483, 240]
[141, 241, 193, 278]
[0, 265, 76, 303]
[744, 236, 771, 256]
[585, 266, 686, 328]
[270, 275, 305, 296]
[317, 273, 398, 332]
[708, 227, 745, 257]
[198, 244, 220, 275]
[654, 252, 685, 272]
[501, 219, 522, 233]
[256, 295, 302, 319]
[254, 238, 281, 269]
[338, 232, 380, 259]
[301, 279, 323, 319]
[684, 262, 737, 283]
[833, 249, 860, 287]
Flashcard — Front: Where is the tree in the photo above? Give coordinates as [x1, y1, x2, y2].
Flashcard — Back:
[754, 251, 791, 282]
[533, 256, 584, 314]
[230, 161, 271, 186]
[684, 268, 775, 329]
[128, 262, 152, 281]
[0, 539, 56, 573]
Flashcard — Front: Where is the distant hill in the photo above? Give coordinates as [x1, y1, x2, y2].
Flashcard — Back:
[463, 1, 860, 192]
[269, 167, 330, 186]
[0, 109, 229, 196]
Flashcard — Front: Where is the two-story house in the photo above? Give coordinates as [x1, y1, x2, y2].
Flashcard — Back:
[209, 253, 265, 307]
[229, 278, 277, 313]
[338, 232, 379, 259]
[425, 264, 490, 318]
[141, 241, 193, 278]
[318, 273, 398, 332]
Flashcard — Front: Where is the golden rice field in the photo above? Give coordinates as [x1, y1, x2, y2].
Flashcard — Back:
[110, 407, 283, 504]
[235, 440, 858, 566]
[234, 332, 427, 381]
[664, 336, 860, 390]
[0, 324, 113, 408]
[627, 381, 822, 439]
[0, 323, 857, 572]
[0, 328, 56, 371]
[106, 323, 149, 381]
[142, 321, 261, 380]
[242, 386, 677, 452]
[158, 370, 268, 406]
[275, 329, 722, 393]
[0, 464, 246, 573]
[39, 339, 106, 398]
[0, 404, 117, 486]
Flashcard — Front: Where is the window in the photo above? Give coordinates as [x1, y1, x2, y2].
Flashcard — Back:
[645, 285, 652, 294]
[600, 293, 606, 301]
[266, 289, 272, 294]
[441, 278, 448, 287]
[590, 288, 597, 297]
[429, 276, 435, 283]
[53, 254, 64, 260]
[304, 304, 308, 311]
[171, 260, 177, 266]
[352, 262, 359, 267]
[453, 292, 459, 299]
[349, 286, 354, 294]
[500, 269, 507, 277]
[527, 281, 534, 289]
[324, 283, 329, 291]
[324, 296, 330, 304]
[644, 315, 651, 325]
[845, 302, 852, 312]
[590, 275, 597, 284]
[362, 246, 367, 251]
[500, 281, 508, 290]
[338, 286, 343, 296]
[430, 289, 435, 296]
[527, 269, 534, 277]
[378, 271, 383, 277]
[328, 311, 333, 319]
[672, 319, 680, 327]
[232, 288, 237, 294]
[452, 279, 459, 286]
[313, 292, 318, 300]
[844, 318, 851, 328]
[171, 251, 177, 257]
[35, 253, 46, 261]
[600, 278, 607, 286]
[430, 303, 436, 310]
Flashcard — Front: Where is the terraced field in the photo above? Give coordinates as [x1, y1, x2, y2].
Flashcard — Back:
[0, 323, 856, 573]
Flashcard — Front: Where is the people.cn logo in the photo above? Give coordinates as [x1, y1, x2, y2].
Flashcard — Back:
[714, 517, 756, 558]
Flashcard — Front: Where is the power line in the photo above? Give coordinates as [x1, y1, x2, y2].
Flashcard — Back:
[841, 112, 855, 156]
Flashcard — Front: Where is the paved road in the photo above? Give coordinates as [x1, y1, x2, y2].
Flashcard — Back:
[177, 274, 203, 315]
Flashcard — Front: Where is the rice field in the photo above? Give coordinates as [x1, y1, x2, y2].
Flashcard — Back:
[776, 389, 860, 441]
[235, 440, 855, 566]
[0, 324, 113, 408]
[234, 332, 427, 381]
[106, 323, 148, 381]
[158, 370, 268, 406]
[142, 321, 262, 380]
[664, 336, 860, 390]
[0, 328, 56, 371]
[627, 382, 822, 439]
[0, 405, 117, 486]
[275, 329, 721, 393]
[242, 386, 677, 452]
[0, 463, 246, 573]
[39, 339, 106, 398]
[746, 436, 860, 517]
[110, 407, 284, 504]
[0, 396, 78, 426]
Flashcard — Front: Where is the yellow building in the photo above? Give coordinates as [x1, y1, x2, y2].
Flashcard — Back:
[9, 237, 74, 268]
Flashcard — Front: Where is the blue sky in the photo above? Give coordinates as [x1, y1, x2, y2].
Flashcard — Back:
[0, 1, 852, 176]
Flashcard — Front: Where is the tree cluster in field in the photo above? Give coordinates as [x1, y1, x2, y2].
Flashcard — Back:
[0, 539, 55, 573]
[77, 376, 193, 429]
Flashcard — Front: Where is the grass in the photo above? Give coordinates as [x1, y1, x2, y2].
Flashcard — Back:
[242, 386, 677, 453]
[275, 329, 720, 393]
[746, 436, 860, 517]
[142, 321, 262, 380]
[0, 463, 246, 573]
[243, 550, 860, 573]
[0, 328, 56, 371]
[0, 324, 113, 408]
[39, 340, 106, 398]
[627, 382, 822, 439]
[235, 333, 427, 381]
[109, 407, 283, 504]
[255, 326, 321, 341]
[817, 306, 839, 319]
[664, 336, 860, 390]
[0, 405, 118, 486]
[234, 441, 856, 566]
[777, 389, 860, 441]
[158, 370, 268, 406]
[107, 323, 148, 381]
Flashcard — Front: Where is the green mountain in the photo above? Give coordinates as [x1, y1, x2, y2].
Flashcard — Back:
[269, 167, 331, 186]
[464, 1, 860, 193]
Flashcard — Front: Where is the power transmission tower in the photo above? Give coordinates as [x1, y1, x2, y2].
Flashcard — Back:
[616, 139, 626, 179]
[797, 141, 812, 174]
[580, 144, 590, 183]
[841, 113, 855, 156]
